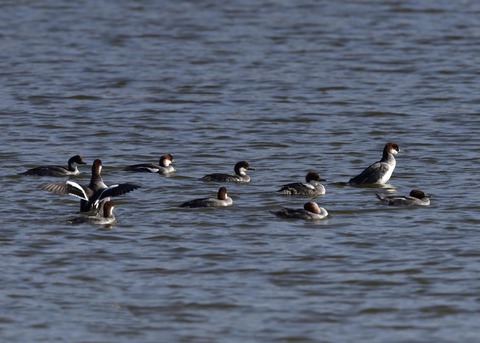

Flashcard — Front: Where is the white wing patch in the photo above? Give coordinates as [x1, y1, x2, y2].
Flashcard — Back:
[304, 183, 315, 190]
[65, 181, 89, 200]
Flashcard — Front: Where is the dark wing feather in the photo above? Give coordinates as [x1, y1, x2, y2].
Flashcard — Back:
[91, 183, 141, 206]
[22, 166, 66, 176]
[202, 173, 227, 182]
[272, 208, 307, 219]
[179, 197, 211, 208]
[277, 182, 303, 194]
[349, 161, 388, 184]
[124, 164, 159, 173]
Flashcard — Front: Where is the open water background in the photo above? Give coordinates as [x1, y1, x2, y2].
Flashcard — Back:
[1, 1, 480, 342]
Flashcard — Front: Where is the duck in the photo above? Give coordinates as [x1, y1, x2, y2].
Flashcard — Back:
[20, 155, 86, 176]
[376, 189, 430, 206]
[124, 154, 175, 175]
[348, 142, 400, 185]
[180, 187, 233, 208]
[277, 172, 326, 197]
[68, 201, 116, 225]
[40, 159, 140, 213]
[271, 201, 329, 220]
[202, 161, 254, 183]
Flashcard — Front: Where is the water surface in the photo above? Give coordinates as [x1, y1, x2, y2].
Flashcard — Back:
[2, 1, 480, 342]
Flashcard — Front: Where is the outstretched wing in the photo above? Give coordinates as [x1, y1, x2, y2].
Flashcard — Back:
[40, 181, 89, 200]
[92, 183, 141, 206]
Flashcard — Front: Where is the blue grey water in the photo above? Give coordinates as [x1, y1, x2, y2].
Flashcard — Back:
[1, 0, 480, 342]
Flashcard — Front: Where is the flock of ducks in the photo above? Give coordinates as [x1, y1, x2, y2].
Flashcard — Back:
[20, 141, 430, 226]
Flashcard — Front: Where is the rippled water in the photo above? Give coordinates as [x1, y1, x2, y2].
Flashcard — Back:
[2, 1, 480, 342]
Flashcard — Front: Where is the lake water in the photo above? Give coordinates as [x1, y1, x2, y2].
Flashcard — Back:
[2, 1, 480, 342]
